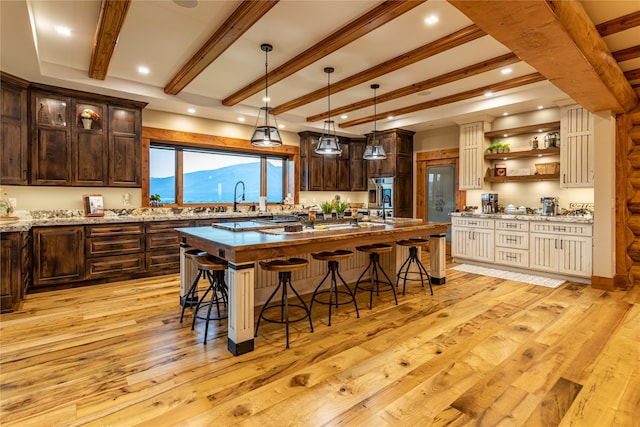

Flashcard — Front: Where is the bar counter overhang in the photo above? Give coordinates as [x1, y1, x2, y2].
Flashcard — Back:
[176, 220, 449, 356]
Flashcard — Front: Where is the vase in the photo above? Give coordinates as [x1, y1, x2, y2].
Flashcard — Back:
[81, 118, 92, 129]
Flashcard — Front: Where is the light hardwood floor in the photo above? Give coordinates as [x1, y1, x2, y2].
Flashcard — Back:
[1, 260, 638, 426]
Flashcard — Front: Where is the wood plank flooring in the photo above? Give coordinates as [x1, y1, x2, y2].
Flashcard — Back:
[1, 260, 638, 426]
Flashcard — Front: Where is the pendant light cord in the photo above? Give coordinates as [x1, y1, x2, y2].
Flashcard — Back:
[264, 47, 269, 126]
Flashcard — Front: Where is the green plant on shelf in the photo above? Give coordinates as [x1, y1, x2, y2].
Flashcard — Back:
[320, 201, 334, 215]
[334, 201, 349, 214]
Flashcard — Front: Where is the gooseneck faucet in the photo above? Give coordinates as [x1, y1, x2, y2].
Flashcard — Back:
[382, 194, 392, 222]
[233, 180, 245, 212]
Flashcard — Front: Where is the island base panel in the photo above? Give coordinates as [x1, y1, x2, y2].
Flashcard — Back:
[430, 234, 447, 285]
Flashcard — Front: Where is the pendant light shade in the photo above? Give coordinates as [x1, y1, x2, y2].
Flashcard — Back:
[315, 67, 342, 155]
[251, 44, 282, 147]
[363, 83, 387, 160]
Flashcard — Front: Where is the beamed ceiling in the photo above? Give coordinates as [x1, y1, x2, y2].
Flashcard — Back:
[1, 0, 638, 137]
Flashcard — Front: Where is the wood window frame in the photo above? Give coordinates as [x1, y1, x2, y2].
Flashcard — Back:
[141, 126, 299, 208]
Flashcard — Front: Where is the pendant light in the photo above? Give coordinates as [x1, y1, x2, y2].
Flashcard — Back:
[315, 67, 342, 155]
[251, 43, 282, 147]
[363, 83, 387, 160]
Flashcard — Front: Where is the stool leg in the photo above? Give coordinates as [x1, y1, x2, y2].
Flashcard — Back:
[309, 268, 332, 315]
[191, 283, 214, 331]
[285, 273, 314, 334]
[373, 253, 397, 305]
[415, 255, 433, 295]
[282, 273, 290, 349]
[396, 253, 413, 290]
[354, 256, 374, 307]
[254, 277, 284, 339]
[180, 269, 203, 323]
[336, 269, 359, 319]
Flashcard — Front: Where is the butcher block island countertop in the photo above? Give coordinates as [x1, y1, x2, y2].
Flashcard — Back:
[176, 219, 449, 355]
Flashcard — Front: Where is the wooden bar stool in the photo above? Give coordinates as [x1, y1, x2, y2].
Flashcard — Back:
[191, 255, 229, 344]
[354, 244, 397, 309]
[310, 250, 359, 326]
[396, 238, 433, 296]
[179, 249, 208, 323]
[255, 258, 313, 349]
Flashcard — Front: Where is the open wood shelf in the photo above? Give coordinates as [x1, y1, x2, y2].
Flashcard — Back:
[485, 173, 560, 183]
[484, 121, 560, 139]
[484, 147, 560, 160]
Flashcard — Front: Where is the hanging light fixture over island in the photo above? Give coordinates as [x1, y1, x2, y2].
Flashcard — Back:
[251, 43, 282, 147]
[363, 83, 386, 160]
[315, 67, 342, 155]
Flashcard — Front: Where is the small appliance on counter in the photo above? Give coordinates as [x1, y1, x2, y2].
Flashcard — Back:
[481, 193, 498, 214]
[540, 196, 559, 216]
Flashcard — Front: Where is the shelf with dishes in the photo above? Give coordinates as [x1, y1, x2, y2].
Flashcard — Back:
[484, 148, 560, 183]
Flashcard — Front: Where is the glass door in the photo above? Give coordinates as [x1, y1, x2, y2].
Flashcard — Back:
[426, 164, 456, 242]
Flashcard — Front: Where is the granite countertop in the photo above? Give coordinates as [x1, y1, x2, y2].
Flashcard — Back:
[0, 208, 286, 233]
[450, 211, 593, 224]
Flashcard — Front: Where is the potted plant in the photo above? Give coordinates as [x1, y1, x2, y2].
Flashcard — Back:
[334, 200, 349, 218]
[320, 201, 333, 219]
[150, 193, 161, 207]
[78, 108, 100, 129]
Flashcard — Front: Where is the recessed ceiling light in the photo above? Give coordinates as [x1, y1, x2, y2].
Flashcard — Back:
[387, 116, 394, 120]
[237, 117, 245, 122]
[424, 15, 439, 25]
[484, 91, 493, 97]
[340, 115, 348, 119]
[417, 91, 431, 97]
[538, 129, 543, 132]
[262, 96, 270, 102]
[55, 25, 71, 37]
[278, 124, 285, 129]
[537, 105, 544, 109]
[137, 66, 150, 75]
[501, 68, 512, 75]
[503, 133, 508, 137]
[503, 112, 509, 116]
[187, 108, 195, 114]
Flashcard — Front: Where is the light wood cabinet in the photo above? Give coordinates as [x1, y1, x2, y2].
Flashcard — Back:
[529, 221, 592, 278]
[560, 104, 594, 188]
[494, 219, 529, 268]
[459, 121, 488, 190]
[451, 217, 494, 262]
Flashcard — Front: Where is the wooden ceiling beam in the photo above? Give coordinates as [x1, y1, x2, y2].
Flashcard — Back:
[448, 0, 637, 113]
[625, 68, 640, 82]
[596, 10, 640, 37]
[272, 25, 486, 116]
[221, 0, 425, 107]
[306, 52, 519, 123]
[88, 0, 131, 80]
[164, 0, 279, 96]
[339, 73, 546, 128]
[613, 45, 640, 63]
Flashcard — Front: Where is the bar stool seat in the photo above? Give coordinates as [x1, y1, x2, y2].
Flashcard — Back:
[255, 258, 313, 348]
[354, 244, 397, 309]
[179, 249, 208, 322]
[396, 238, 433, 296]
[191, 255, 229, 344]
[310, 250, 359, 326]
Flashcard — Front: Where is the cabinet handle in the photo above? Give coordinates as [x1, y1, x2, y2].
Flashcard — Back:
[506, 254, 517, 260]
[560, 239, 563, 250]
[468, 221, 478, 225]
[506, 224, 517, 228]
[554, 239, 558, 249]
[563, 174, 566, 184]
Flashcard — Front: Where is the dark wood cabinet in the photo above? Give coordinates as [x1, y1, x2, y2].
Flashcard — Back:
[32, 226, 85, 286]
[22, 81, 147, 188]
[349, 139, 367, 191]
[145, 220, 192, 273]
[299, 131, 355, 191]
[365, 129, 415, 218]
[108, 106, 141, 187]
[0, 73, 29, 185]
[85, 223, 145, 279]
[0, 232, 28, 312]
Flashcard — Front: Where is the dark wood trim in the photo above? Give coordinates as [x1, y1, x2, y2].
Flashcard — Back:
[624, 68, 640, 82]
[616, 112, 632, 290]
[596, 10, 640, 37]
[273, 25, 487, 116]
[164, 1, 279, 95]
[29, 82, 147, 110]
[89, 0, 132, 80]
[416, 148, 459, 162]
[612, 45, 640, 63]
[221, 0, 425, 106]
[340, 73, 545, 128]
[0, 71, 30, 88]
[306, 51, 518, 123]
[590, 275, 615, 291]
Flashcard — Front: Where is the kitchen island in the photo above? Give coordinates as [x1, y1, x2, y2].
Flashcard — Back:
[176, 219, 449, 355]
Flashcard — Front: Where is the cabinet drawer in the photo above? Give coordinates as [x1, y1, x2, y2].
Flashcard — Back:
[495, 220, 529, 231]
[85, 254, 144, 279]
[146, 220, 192, 233]
[86, 235, 144, 257]
[86, 223, 144, 237]
[146, 251, 180, 272]
[451, 217, 494, 229]
[146, 232, 180, 251]
[495, 247, 529, 268]
[530, 222, 592, 236]
[495, 230, 528, 249]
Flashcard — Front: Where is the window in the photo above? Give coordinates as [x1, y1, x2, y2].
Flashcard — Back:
[149, 145, 287, 206]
